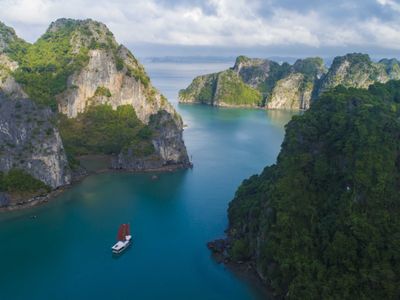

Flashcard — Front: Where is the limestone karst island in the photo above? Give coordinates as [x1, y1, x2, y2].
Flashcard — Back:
[0, 1, 399, 300]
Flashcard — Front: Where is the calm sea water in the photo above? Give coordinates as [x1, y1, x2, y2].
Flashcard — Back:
[0, 59, 296, 300]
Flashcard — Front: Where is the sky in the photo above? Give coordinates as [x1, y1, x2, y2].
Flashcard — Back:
[0, 0, 399, 58]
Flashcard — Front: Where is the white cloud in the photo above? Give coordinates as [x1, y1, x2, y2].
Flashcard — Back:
[376, 0, 400, 12]
[0, 0, 399, 51]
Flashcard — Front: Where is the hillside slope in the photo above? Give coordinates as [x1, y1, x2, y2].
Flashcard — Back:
[0, 19, 190, 207]
[223, 81, 400, 299]
[180, 53, 400, 110]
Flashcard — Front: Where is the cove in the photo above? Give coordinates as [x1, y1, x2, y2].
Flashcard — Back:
[0, 60, 296, 299]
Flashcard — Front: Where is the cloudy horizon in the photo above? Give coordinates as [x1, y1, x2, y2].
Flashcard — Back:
[1, 0, 400, 58]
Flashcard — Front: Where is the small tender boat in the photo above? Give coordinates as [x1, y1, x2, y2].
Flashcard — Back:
[111, 223, 132, 254]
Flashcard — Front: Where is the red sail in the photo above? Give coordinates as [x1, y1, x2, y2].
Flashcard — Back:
[126, 223, 130, 236]
[117, 224, 130, 241]
[117, 224, 125, 241]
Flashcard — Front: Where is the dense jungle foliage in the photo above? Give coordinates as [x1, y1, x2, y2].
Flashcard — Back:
[58, 104, 155, 164]
[0, 169, 50, 193]
[228, 80, 400, 299]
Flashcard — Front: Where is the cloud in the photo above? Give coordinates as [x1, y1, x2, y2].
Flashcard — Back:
[0, 0, 399, 54]
[377, 0, 400, 12]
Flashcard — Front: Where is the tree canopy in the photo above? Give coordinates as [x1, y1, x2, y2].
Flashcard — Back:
[228, 80, 400, 299]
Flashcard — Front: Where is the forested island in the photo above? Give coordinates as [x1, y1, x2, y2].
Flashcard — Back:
[0, 19, 190, 208]
[211, 80, 400, 299]
[180, 54, 400, 110]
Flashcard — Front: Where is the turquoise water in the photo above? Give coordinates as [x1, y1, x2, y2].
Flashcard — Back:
[0, 60, 296, 300]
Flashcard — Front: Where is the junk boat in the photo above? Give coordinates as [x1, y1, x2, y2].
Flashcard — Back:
[111, 223, 132, 254]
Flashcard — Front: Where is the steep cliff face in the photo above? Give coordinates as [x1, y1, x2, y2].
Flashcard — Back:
[113, 110, 190, 170]
[0, 22, 28, 99]
[50, 19, 188, 169]
[267, 73, 312, 109]
[224, 81, 400, 298]
[179, 55, 320, 109]
[0, 22, 70, 200]
[0, 94, 71, 188]
[0, 18, 190, 206]
[232, 56, 287, 93]
[57, 40, 177, 125]
[181, 54, 400, 111]
[179, 68, 262, 107]
[178, 72, 219, 105]
[267, 57, 326, 110]
[179, 56, 285, 107]
[379, 58, 400, 80]
[0, 54, 27, 99]
[317, 53, 390, 96]
[0, 21, 26, 52]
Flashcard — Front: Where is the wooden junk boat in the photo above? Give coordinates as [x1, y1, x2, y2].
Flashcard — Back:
[111, 223, 132, 254]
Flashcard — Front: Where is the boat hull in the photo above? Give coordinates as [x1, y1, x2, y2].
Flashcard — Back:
[112, 243, 130, 254]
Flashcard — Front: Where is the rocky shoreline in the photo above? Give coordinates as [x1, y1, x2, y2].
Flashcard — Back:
[0, 160, 192, 212]
[180, 101, 305, 112]
[207, 238, 274, 299]
[180, 54, 400, 111]
[0, 18, 191, 212]
[179, 100, 261, 109]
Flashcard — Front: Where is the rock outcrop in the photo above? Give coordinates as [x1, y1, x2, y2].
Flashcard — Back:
[0, 54, 27, 99]
[379, 58, 400, 79]
[57, 41, 177, 125]
[179, 55, 323, 110]
[317, 53, 390, 96]
[180, 54, 400, 110]
[179, 56, 285, 107]
[49, 19, 188, 170]
[0, 21, 26, 52]
[267, 57, 326, 110]
[0, 18, 190, 206]
[221, 81, 400, 298]
[267, 73, 312, 110]
[113, 110, 190, 170]
[179, 68, 262, 107]
[0, 22, 28, 99]
[0, 94, 71, 188]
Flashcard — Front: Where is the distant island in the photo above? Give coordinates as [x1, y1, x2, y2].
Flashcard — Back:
[0, 18, 190, 209]
[210, 80, 400, 298]
[179, 54, 400, 110]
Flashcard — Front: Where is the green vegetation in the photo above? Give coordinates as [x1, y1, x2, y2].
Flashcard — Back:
[180, 68, 267, 107]
[0, 21, 29, 52]
[58, 104, 154, 163]
[7, 21, 89, 110]
[179, 56, 324, 107]
[0, 169, 50, 193]
[197, 81, 215, 102]
[234, 56, 292, 101]
[126, 65, 150, 88]
[293, 57, 326, 80]
[230, 239, 250, 261]
[333, 53, 371, 66]
[228, 80, 400, 299]
[3, 19, 128, 110]
[235, 55, 250, 65]
[379, 58, 400, 79]
[179, 74, 217, 104]
[324, 53, 386, 90]
[257, 62, 291, 101]
[217, 70, 262, 106]
[115, 55, 124, 71]
[94, 86, 111, 97]
[196, 75, 217, 103]
[180, 54, 400, 109]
